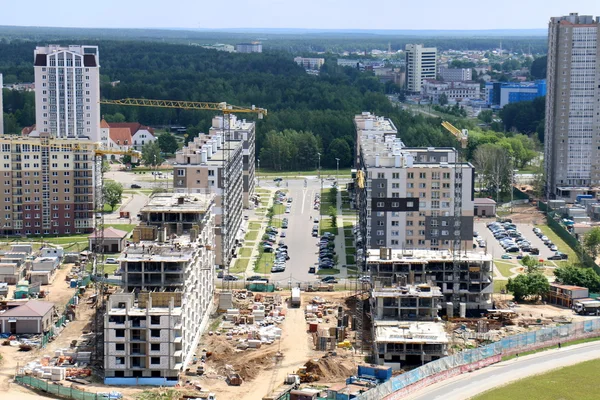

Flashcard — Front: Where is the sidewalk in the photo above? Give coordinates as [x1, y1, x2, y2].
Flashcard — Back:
[333, 186, 348, 278]
[244, 188, 275, 277]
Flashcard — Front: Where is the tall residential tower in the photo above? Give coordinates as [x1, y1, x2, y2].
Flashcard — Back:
[405, 44, 437, 93]
[545, 13, 600, 201]
[33, 45, 101, 142]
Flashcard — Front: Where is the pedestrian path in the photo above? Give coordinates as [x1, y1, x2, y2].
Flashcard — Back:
[333, 186, 348, 278]
[244, 188, 275, 277]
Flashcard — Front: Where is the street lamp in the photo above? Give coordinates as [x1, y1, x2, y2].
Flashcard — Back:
[335, 158, 340, 185]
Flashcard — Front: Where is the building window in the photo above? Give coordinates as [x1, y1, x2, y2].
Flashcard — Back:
[115, 357, 125, 365]
[116, 343, 125, 351]
[151, 343, 160, 351]
[392, 173, 399, 179]
[115, 329, 125, 338]
[407, 172, 414, 179]
[376, 230, 384, 236]
[150, 316, 160, 325]
[177, 169, 185, 176]
[151, 357, 160, 365]
[151, 329, 160, 337]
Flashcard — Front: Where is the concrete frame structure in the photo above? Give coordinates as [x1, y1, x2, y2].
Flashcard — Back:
[33, 45, 101, 142]
[209, 115, 256, 208]
[105, 193, 216, 384]
[354, 112, 474, 253]
[0, 136, 94, 236]
[405, 44, 437, 93]
[366, 249, 493, 310]
[545, 13, 600, 199]
[173, 135, 243, 268]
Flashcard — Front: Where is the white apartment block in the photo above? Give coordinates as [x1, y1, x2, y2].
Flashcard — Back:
[294, 57, 325, 70]
[209, 114, 256, 208]
[422, 80, 481, 104]
[33, 45, 101, 142]
[173, 136, 243, 268]
[405, 44, 437, 93]
[0, 73, 4, 135]
[438, 67, 472, 82]
[105, 193, 216, 384]
[354, 112, 474, 258]
[545, 13, 600, 199]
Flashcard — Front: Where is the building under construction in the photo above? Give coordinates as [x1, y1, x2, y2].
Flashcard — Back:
[103, 193, 216, 384]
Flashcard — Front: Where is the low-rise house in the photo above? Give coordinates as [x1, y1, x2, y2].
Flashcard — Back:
[0, 300, 55, 334]
[474, 198, 497, 217]
[31, 257, 60, 272]
[545, 283, 589, 308]
[88, 227, 129, 253]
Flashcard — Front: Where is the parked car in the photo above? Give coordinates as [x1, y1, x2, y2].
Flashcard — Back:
[223, 275, 238, 281]
[501, 254, 512, 259]
[321, 276, 338, 283]
[105, 258, 118, 264]
[273, 177, 283, 182]
[308, 266, 316, 273]
[130, 184, 142, 189]
[550, 244, 558, 251]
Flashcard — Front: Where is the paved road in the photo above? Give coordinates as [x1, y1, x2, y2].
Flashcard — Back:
[404, 342, 600, 400]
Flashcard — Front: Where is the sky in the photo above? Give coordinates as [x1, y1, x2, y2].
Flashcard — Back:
[0, 0, 598, 31]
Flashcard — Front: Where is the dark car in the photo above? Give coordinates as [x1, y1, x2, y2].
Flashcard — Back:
[529, 248, 540, 255]
[131, 184, 142, 189]
[321, 276, 338, 283]
[273, 177, 283, 182]
[217, 271, 224, 278]
[247, 275, 268, 282]
[223, 275, 238, 281]
[308, 266, 316, 273]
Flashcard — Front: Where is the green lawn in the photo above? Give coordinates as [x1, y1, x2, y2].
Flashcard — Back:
[249, 222, 261, 230]
[346, 247, 356, 258]
[272, 204, 286, 215]
[494, 261, 518, 278]
[254, 252, 274, 274]
[319, 218, 336, 235]
[230, 258, 250, 273]
[346, 255, 356, 265]
[239, 247, 252, 258]
[493, 280, 507, 293]
[245, 230, 259, 241]
[105, 224, 136, 233]
[537, 224, 581, 264]
[473, 358, 600, 400]
[270, 218, 283, 228]
[317, 268, 340, 275]
[101, 263, 120, 275]
[343, 221, 353, 228]
[501, 336, 600, 362]
[345, 238, 354, 247]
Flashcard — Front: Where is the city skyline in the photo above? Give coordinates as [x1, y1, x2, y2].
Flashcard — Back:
[0, 0, 597, 31]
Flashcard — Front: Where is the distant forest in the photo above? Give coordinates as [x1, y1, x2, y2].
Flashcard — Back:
[0, 30, 545, 170]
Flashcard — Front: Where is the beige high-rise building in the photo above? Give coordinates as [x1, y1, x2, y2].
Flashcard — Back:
[0, 136, 94, 236]
[33, 45, 101, 142]
[0, 73, 4, 135]
[173, 134, 243, 268]
[545, 13, 600, 201]
[405, 44, 437, 93]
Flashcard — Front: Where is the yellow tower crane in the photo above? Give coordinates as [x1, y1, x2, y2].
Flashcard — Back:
[441, 121, 469, 311]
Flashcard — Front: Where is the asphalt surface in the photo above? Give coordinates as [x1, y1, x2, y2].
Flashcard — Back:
[474, 221, 556, 261]
[405, 341, 600, 400]
[260, 177, 323, 284]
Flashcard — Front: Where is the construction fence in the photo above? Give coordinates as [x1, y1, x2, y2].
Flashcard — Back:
[357, 319, 600, 400]
[15, 375, 114, 400]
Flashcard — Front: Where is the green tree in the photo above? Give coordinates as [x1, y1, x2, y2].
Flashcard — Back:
[329, 206, 338, 229]
[141, 141, 163, 168]
[157, 133, 179, 155]
[521, 255, 541, 274]
[327, 138, 352, 168]
[527, 272, 550, 301]
[477, 110, 493, 124]
[439, 93, 448, 106]
[102, 159, 110, 174]
[584, 227, 600, 258]
[506, 272, 549, 302]
[103, 181, 123, 211]
[104, 112, 126, 123]
[554, 265, 600, 292]
[506, 274, 530, 302]
[530, 56, 547, 79]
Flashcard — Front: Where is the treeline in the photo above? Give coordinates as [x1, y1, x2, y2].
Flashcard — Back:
[501, 96, 545, 143]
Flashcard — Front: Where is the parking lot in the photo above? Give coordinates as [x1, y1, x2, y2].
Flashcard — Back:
[474, 221, 558, 261]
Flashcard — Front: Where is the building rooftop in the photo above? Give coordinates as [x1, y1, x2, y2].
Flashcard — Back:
[89, 227, 129, 240]
[0, 300, 55, 318]
[474, 198, 497, 205]
[374, 320, 448, 344]
[141, 193, 215, 214]
[367, 249, 492, 263]
[550, 283, 589, 291]
[372, 284, 443, 298]
[117, 238, 199, 262]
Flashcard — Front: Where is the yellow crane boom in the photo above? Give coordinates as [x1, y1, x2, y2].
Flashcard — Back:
[100, 98, 267, 118]
[441, 121, 468, 149]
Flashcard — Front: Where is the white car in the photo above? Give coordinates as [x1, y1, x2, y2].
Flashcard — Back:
[105, 258, 118, 264]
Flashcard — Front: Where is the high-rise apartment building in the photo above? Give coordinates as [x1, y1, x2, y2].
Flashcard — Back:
[104, 193, 216, 385]
[405, 44, 437, 93]
[0, 73, 4, 135]
[0, 136, 94, 236]
[545, 13, 600, 200]
[438, 67, 472, 82]
[209, 115, 256, 208]
[173, 135, 243, 268]
[33, 45, 101, 142]
[353, 112, 474, 260]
